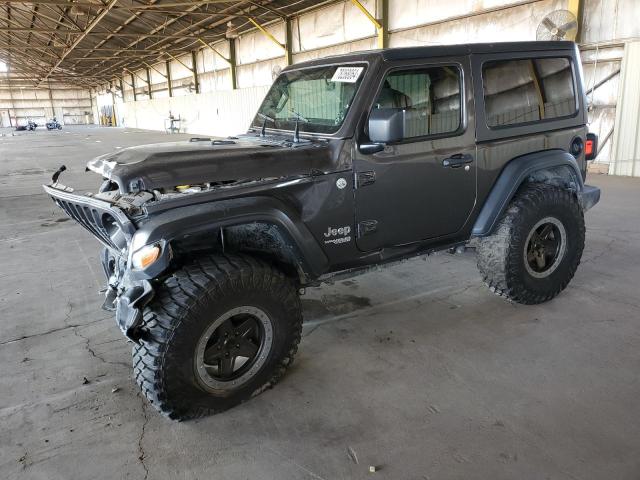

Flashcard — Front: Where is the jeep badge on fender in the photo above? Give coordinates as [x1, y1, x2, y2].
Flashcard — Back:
[324, 226, 352, 245]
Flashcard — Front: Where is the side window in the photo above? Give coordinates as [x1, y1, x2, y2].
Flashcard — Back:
[483, 57, 576, 128]
[373, 66, 461, 139]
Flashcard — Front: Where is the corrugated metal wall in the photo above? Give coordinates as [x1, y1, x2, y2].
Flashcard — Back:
[120, 0, 575, 136]
[118, 85, 270, 137]
[609, 41, 640, 177]
[113, 0, 639, 168]
[0, 86, 92, 127]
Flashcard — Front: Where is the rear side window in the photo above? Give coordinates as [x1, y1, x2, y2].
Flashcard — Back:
[482, 57, 576, 128]
[373, 66, 461, 138]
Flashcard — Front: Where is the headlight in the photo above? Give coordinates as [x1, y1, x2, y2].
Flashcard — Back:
[131, 244, 161, 270]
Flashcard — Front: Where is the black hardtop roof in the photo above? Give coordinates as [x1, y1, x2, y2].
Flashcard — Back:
[285, 41, 576, 71]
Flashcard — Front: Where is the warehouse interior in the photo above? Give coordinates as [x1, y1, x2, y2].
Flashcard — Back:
[2, 1, 640, 479]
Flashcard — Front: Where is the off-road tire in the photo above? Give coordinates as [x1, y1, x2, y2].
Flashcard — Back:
[133, 253, 302, 420]
[477, 183, 585, 304]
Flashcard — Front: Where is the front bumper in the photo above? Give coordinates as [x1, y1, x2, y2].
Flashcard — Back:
[100, 249, 156, 342]
[44, 183, 156, 342]
[109, 281, 154, 341]
[582, 184, 601, 212]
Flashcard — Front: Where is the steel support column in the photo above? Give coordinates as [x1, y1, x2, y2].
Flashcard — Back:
[146, 67, 152, 99]
[568, 0, 583, 43]
[229, 39, 237, 90]
[378, 0, 388, 49]
[131, 72, 137, 101]
[110, 81, 117, 126]
[284, 17, 293, 65]
[191, 50, 200, 94]
[166, 60, 173, 97]
[89, 88, 95, 125]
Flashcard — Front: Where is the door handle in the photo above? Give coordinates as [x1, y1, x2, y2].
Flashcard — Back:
[442, 153, 474, 168]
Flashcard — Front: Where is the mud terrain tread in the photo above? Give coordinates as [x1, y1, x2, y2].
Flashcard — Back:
[477, 183, 585, 305]
[132, 253, 302, 420]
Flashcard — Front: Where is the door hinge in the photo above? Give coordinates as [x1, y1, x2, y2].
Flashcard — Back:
[356, 170, 376, 188]
[358, 220, 378, 237]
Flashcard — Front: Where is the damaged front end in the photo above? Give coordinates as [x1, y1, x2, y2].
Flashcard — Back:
[43, 135, 335, 341]
[43, 182, 166, 342]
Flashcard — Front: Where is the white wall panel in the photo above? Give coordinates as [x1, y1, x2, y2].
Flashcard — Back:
[292, 0, 376, 52]
[0, 87, 91, 126]
[119, 85, 269, 137]
[389, 0, 567, 46]
[170, 54, 193, 81]
[237, 22, 286, 64]
[199, 70, 232, 93]
[200, 42, 231, 72]
[389, 0, 549, 30]
[237, 57, 286, 89]
[610, 41, 640, 176]
[582, 0, 640, 44]
[149, 64, 167, 85]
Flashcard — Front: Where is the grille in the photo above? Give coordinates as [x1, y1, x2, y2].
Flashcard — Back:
[54, 198, 119, 250]
[43, 184, 135, 252]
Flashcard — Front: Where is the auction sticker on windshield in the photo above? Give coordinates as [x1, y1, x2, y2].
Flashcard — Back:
[331, 66, 364, 83]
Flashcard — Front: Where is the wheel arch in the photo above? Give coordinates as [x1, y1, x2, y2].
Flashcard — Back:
[132, 196, 329, 282]
[472, 149, 585, 237]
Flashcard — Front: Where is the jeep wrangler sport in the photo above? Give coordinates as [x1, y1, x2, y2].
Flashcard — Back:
[44, 41, 600, 420]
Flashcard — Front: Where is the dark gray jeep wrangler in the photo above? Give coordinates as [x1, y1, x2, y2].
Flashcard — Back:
[44, 41, 600, 419]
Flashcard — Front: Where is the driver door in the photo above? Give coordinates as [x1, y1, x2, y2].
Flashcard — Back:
[354, 57, 477, 252]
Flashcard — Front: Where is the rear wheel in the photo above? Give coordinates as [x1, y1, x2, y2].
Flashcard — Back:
[477, 183, 585, 304]
[133, 254, 302, 420]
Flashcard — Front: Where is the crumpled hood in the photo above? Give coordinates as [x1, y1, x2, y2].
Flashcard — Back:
[87, 135, 334, 193]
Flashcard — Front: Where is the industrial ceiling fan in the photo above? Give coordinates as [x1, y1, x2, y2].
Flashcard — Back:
[536, 10, 578, 41]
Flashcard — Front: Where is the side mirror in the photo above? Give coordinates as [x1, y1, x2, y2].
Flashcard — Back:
[368, 108, 405, 144]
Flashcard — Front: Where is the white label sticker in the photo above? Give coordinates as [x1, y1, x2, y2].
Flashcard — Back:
[331, 66, 364, 83]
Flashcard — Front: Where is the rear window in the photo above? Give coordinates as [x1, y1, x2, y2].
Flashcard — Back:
[482, 57, 576, 128]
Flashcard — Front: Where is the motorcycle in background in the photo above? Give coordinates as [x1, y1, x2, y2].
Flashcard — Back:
[15, 120, 37, 131]
[46, 117, 63, 130]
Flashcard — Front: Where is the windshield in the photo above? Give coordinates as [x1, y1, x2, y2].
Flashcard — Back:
[252, 63, 367, 135]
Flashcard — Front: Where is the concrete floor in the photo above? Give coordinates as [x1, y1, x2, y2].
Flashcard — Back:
[1, 126, 639, 480]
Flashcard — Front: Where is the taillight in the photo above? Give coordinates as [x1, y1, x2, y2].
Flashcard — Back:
[585, 139, 593, 156]
[585, 133, 598, 161]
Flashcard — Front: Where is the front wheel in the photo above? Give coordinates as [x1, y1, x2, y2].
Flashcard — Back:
[477, 183, 585, 304]
[133, 254, 302, 420]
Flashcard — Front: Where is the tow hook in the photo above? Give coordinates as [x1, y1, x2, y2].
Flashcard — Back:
[115, 281, 154, 342]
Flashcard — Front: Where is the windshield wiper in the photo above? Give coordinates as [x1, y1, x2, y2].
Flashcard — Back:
[288, 109, 309, 123]
[257, 112, 275, 137]
[289, 108, 309, 143]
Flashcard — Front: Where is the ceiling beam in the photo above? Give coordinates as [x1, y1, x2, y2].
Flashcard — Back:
[82, 1, 263, 78]
[38, 0, 119, 86]
[0, 0, 295, 85]
[0, 0, 102, 6]
[0, 27, 223, 38]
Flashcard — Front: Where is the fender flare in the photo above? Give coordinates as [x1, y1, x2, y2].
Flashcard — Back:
[472, 150, 584, 237]
[130, 196, 329, 279]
